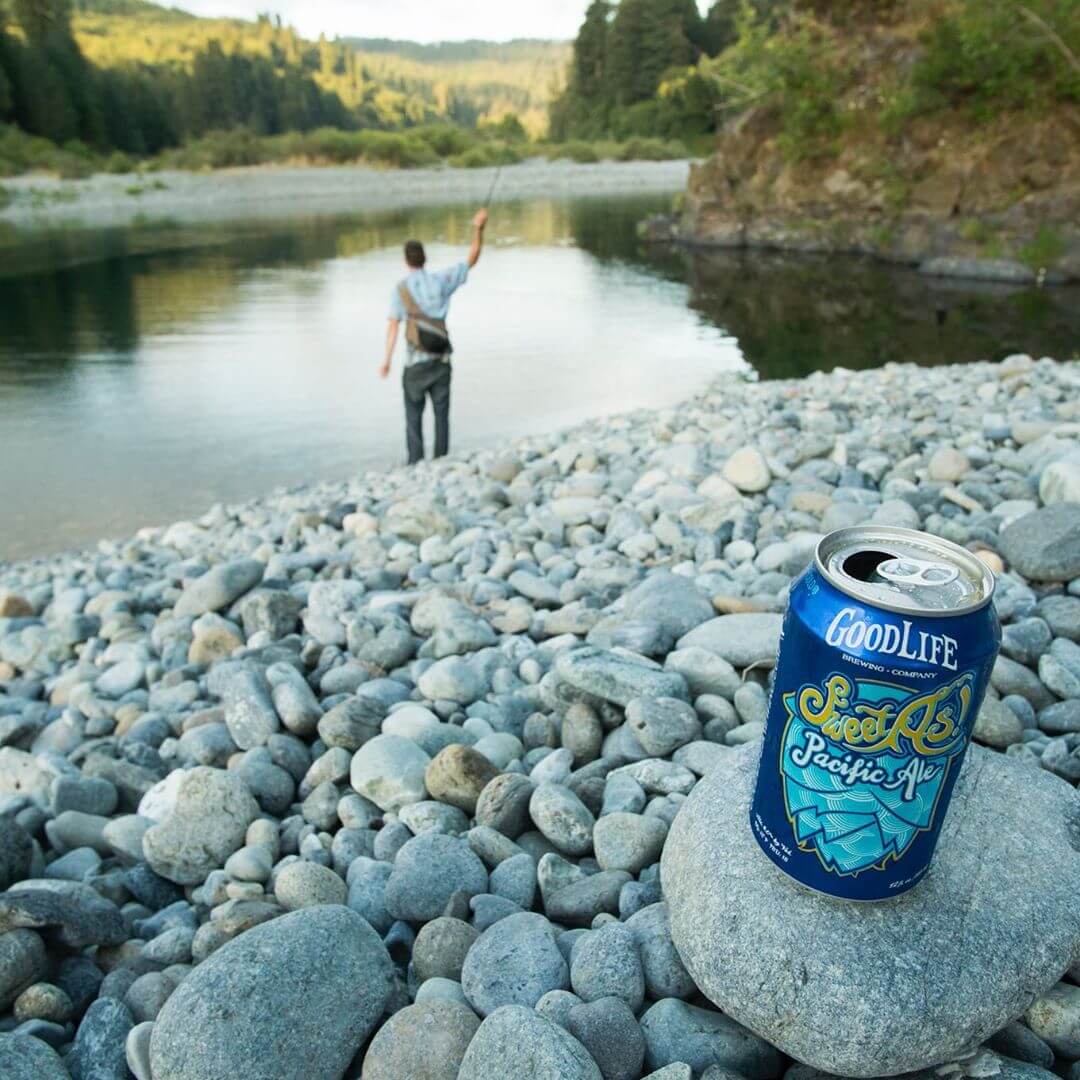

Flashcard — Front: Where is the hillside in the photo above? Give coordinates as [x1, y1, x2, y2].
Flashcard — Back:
[71, 4, 568, 133]
[670, 0, 1080, 278]
[340, 38, 570, 136]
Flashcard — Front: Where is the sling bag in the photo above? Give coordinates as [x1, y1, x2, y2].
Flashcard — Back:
[398, 282, 452, 358]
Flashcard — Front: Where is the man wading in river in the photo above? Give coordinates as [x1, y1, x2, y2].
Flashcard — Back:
[381, 208, 488, 464]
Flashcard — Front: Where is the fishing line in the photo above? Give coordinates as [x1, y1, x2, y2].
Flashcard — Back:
[483, 44, 558, 209]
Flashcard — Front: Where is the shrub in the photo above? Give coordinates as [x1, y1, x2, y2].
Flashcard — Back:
[617, 136, 687, 161]
[448, 141, 523, 168]
[104, 151, 135, 174]
[411, 124, 474, 157]
[546, 140, 601, 163]
[902, 0, 1079, 121]
[1018, 225, 1067, 270]
[0, 125, 103, 177]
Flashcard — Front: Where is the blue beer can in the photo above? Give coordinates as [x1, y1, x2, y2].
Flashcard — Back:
[750, 526, 1000, 901]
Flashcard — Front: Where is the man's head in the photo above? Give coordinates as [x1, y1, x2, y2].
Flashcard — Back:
[404, 240, 426, 269]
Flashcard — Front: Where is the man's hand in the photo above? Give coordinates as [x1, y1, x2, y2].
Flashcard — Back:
[468, 209, 488, 268]
[379, 360, 391, 380]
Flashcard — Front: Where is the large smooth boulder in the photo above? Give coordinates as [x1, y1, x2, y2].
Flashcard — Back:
[150, 906, 392, 1080]
[662, 742, 1080, 1077]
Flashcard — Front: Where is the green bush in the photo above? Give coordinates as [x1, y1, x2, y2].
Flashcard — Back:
[546, 140, 601, 163]
[1018, 225, 1067, 270]
[154, 129, 271, 170]
[617, 136, 687, 161]
[411, 124, 475, 157]
[0, 125, 104, 177]
[104, 151, 136, 174]
[448, 141, 523, 168]
[356, 131, 441, 168]
[901, 0, 1079, 121]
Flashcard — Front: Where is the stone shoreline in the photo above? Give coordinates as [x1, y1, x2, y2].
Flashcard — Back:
[641, 212, 1079, 286]
[0, 158, 691, 234]
[1, 355, 1080, 1079]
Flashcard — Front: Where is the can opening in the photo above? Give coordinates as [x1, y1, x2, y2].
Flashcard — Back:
[842, 549, 894, 582]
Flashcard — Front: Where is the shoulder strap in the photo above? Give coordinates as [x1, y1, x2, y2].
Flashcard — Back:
[397, 282, 423, 319]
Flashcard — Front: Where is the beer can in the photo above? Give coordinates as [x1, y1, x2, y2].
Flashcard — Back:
[749, 526, 1000, 901]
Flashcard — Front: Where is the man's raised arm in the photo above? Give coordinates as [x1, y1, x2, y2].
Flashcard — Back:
[467, 208, 488, 269]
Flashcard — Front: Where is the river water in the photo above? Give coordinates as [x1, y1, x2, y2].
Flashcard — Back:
[1, 193, 1078, 560]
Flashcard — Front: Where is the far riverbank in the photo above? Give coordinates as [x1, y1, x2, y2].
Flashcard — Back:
[0, 159, 691, 235]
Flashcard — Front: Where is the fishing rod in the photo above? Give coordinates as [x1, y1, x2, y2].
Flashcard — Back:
[483, 43, 559, 209]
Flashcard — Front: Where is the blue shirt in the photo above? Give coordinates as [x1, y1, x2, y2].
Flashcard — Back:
[389, 262, 469, 322]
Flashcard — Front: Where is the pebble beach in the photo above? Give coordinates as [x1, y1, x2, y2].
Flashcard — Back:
[1, 353, 1080, 1080]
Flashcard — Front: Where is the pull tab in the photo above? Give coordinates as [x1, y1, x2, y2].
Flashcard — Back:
[876, 557, 959, 588]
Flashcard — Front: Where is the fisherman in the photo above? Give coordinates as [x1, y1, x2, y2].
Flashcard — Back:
[381, 208, 488, 465]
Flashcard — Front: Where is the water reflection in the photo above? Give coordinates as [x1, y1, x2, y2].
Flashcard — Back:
[675, 248, 1080, 376]
[1, 193, 1077, 560]
[0, 195, 736, 559]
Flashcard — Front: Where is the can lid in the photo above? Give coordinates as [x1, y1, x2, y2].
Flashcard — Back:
[816, 526, 995, 616]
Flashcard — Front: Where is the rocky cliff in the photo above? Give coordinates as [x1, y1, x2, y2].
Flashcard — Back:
[677, 8, 1080, 282]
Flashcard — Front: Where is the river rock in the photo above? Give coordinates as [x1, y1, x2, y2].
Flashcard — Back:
[723, 447, 771, 493]
[461, 911, 570, 1016]
[274, 860, 346, 909]
[142, 767, 258, 885]
[676, 613, 783, 669]
[0, 930, 48, 1010]
[425, 744, 499, 814]
[927, 446, 970, 482]
[639, 998, 783, 1077]
[0, 1032, 70, 1079]
[568, 998, 645, 1080]
[626, 697, 701, 756]
[570, 922, 644, 1012]
[1025, 981, 1080, 1058]
[0, 880, 127, 949]
[0, 819, 32, 890]
[662, 742, 1080, 1076]
[554, 647, 690, 706]
[593, 812, 668, 874]
[360, 1001, 480, 1080]
[350, 734, 431, 811]
[457, 1005, 602, 1080]
[174, 559, 264, 617]
[68, 997, 134, 1080]
[413, 917, 479, 982]
[384, 831, 488, 922]
[475, 773, 534, 838]
[999, 504, 1080, 582]
[529, 782, 595, 856]
[150, 906, 392, 1080]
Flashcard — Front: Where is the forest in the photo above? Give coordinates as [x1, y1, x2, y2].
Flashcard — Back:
[2, 0, 1076, 180]
[0, 0, 575, 175]
[552, 0, 1079, 145]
